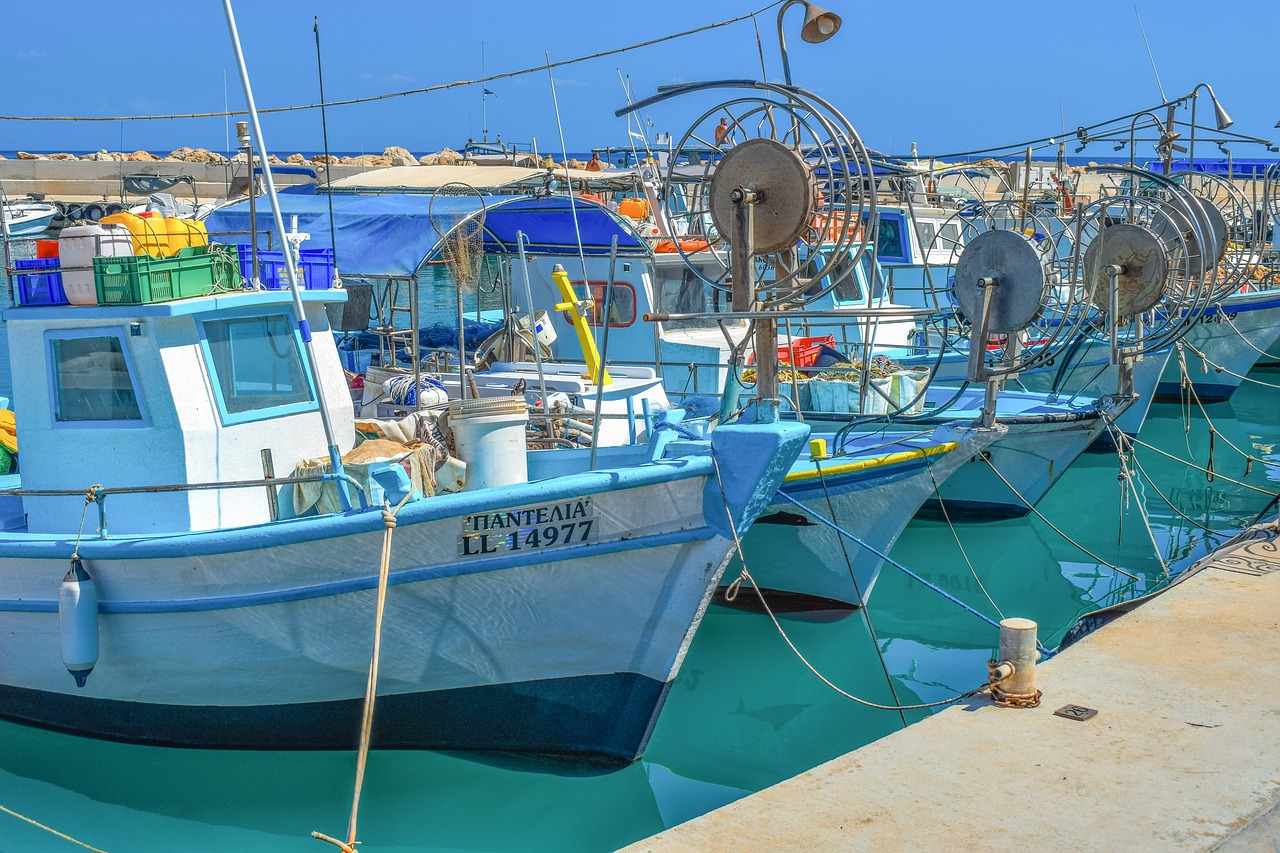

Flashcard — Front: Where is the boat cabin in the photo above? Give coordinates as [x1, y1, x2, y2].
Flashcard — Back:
[5, 290, 353, 535]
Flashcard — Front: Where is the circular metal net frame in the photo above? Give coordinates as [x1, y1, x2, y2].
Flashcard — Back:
[1069, 167, 1223, 354]
[652, 83, 877, 309]
[428, 182, 488, 293]
[927, 200, 1100, 378]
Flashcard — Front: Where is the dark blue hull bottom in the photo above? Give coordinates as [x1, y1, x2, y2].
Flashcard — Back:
[1087, 431, 1138, 454]
[1154, 381, 1237, 404]
[0, 672, 669, 773]
[916, 498, 1031, 522]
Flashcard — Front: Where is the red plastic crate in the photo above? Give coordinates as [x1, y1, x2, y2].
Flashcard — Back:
[749, 335, 838, 367]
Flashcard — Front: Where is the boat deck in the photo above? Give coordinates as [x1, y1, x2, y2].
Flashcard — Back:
[626, 521, 1280, 851]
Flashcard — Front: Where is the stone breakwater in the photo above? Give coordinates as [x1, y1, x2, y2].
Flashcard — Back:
[2, 145, 592, 170]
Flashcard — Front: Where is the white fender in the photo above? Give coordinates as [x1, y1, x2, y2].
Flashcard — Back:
[58, 558, 99, 688]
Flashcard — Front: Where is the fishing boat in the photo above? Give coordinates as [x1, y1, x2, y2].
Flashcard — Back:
[2, 199, 58, 238]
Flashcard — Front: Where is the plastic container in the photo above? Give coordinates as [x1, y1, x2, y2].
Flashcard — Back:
[164, 217, 208, 254]
[59, 223, 134, 305]
[100, 211, 170, 257]
[13, 258, 68, 306]
[748, 335, 839, 368]
[36, 240, 59, 259]
[618, 197, 650, 219]
[447, 396, 529, 491]
[234, 244, 335, 290]
[94, 245, 237, 305]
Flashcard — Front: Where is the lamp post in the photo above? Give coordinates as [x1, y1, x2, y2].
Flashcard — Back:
[1187, 82, 1233, 169]
[776, 0, 842, 86]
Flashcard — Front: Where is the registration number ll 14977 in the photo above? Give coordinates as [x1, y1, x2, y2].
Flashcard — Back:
[458, 498, 599, 556]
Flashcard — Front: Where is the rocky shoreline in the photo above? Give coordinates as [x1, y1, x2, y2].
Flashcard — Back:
[2, 145, 592, 170]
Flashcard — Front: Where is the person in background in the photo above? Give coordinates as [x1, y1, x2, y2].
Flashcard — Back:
[585, 153, 605, 172]
[714, 117, 733, 146]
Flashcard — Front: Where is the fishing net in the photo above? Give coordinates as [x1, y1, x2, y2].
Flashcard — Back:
[428, 183, 488, 399]
[428, 183, 487, 295]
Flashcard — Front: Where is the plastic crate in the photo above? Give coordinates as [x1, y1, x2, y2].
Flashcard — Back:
[13, 257, 68, 306]
[234, 245, 335, 290]
[93, 246, 238, 305]
[748, 335, 839, 368]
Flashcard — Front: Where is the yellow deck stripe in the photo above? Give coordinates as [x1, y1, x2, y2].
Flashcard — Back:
[783, 441, 960, 483]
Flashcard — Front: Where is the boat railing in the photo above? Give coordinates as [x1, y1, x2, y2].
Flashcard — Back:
[2, 472, 371, 539]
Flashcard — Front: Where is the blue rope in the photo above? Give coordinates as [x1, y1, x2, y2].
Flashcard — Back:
[773, 490, 1056, 658]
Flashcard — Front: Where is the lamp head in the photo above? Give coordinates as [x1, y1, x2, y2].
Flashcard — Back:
[1211, 97, 1234, 131]
[799, 2, 842, 43]
[235, 121, 251, 147]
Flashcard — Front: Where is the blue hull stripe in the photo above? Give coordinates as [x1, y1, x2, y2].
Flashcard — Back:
[0, 672, 670, 770]
[0, 525, 716, 615]
[3, 459, 713, 560]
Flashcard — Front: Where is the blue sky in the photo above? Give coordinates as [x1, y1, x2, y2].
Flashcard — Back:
[2, 1, 1276, 158]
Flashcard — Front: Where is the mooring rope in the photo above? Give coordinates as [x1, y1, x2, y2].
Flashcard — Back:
[1221, 309, 1280, 361]
[1182, 342, 1280, 391]
[975, 453, 1145, 581]
[772, 490, 1056, 657]
[0, 804, 108, 852]
[922, 452, 1005, 620]
[314, 491, 414, 853]
[710, 453, 1005, 711]
[1174, 351, 1280, 475]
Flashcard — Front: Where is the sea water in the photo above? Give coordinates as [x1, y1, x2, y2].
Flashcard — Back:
[0, 377, 1274, 851]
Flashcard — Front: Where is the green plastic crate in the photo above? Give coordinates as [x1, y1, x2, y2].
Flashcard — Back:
[93, 245, 239, 305]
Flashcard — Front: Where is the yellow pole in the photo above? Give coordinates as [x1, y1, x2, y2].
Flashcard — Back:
[550, 263, 612, 385]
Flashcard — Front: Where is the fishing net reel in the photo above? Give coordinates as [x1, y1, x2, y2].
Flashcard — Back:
[1069, 167, 1220, 357]
[936, 200, 1097, 380]
[617, 80, 880, 421]
[620, 80, 877, 308]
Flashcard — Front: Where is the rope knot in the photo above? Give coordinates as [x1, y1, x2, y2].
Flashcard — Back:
[381, 509, 397, 529]
[84, 484, 103, 504]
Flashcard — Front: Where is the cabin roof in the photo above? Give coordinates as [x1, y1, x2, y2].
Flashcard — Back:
[203, 193, 648, 280]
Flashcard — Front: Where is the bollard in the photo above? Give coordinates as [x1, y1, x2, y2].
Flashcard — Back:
[992, 617, 1041, 707]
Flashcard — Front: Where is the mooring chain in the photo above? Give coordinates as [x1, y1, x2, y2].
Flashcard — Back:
[987, 659, 1042, 708]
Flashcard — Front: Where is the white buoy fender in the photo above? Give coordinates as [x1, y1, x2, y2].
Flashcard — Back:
[58, 558, 99, 688]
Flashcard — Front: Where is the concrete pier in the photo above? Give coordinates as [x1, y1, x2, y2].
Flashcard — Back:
[627, 522, 1280, 852]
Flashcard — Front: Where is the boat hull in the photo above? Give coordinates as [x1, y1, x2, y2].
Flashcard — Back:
[1154, 295, 1280, 402]
[723, 424, 1000, 611]
[0, 422, 808, 769]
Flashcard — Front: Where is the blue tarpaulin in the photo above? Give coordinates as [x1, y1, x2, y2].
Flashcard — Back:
[1142, 158, 1277, 176]
[202, 193, 647, 279]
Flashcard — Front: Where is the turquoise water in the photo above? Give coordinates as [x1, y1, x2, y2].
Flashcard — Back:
[0, 379, 1275, 851]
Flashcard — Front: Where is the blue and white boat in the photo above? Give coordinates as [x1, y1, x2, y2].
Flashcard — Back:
[0, 253, 806, 770]
[1, 199, 58, 239]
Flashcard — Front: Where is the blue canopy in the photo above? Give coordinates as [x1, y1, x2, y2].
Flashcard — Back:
[1142, 158, 1276, 177]
[203, 193, 647, 279]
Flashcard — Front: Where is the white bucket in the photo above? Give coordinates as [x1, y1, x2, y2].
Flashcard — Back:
[58, 224, 132, 305]
[448, 396, 529, 491]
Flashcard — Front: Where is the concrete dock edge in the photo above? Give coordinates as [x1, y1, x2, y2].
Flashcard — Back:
[626, 522, 1280, 852]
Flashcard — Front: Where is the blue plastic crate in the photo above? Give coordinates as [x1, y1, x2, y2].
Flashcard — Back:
[13, 258, 68, 306]
[234, 245, 335, 290]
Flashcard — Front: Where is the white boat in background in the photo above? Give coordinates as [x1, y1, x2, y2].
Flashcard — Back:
[1, 199, 58, 238]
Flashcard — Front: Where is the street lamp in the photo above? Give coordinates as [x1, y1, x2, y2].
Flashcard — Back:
[776, 1, 842, 86]
[1187, 82, 1232, 167]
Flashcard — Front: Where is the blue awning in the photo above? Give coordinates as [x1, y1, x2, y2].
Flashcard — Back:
[1142, 158, 1276, 176]
[202, 193, 647, 279]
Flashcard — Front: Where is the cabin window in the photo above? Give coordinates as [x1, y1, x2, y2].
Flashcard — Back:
[49, 334, 143, 423]
[562, 281, 637, 328]
[202, 313, 314, 422]
[875, 213, 909, 263]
